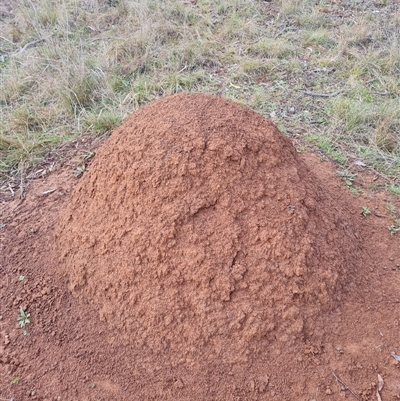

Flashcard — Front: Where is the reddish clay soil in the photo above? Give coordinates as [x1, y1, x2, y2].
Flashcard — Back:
[1, 93, 400, 401]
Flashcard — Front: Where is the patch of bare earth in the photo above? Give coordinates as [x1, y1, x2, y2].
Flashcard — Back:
[1, 94, 400, 401]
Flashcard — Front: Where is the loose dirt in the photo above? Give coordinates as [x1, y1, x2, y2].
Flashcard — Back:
[57, 93, 362, 352]
[1, 93, 400, 401]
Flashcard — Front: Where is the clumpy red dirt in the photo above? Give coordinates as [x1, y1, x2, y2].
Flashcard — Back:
[57, 93, 362, 351]
[1, 93, 400, 401]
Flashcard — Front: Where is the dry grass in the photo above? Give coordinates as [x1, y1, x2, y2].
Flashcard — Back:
[1, 0, 399, 188]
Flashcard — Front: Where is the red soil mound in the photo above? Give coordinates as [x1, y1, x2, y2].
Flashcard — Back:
[56, 93, 360, 364]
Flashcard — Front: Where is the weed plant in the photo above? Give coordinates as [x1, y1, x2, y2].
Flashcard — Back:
[17, 307, 30, 328]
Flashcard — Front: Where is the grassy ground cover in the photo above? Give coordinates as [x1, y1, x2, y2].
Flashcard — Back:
[1, 0, 399, 189]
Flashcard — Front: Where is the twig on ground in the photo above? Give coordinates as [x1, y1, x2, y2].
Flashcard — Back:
[13, 37, 46, 55]
[332, 371, 362, 401]
[1, 36, 51, 61]
[87, 36, 117, 44]
[300, 90, 345, 98]
[178, 65, 188, 73]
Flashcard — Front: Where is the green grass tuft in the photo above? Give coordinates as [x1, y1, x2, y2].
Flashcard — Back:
[306, 134, 347, 164]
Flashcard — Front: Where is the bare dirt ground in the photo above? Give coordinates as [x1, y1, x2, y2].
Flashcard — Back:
[1, 94, 400, 401]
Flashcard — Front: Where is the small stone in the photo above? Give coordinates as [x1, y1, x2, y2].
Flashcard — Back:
[31, 391, 36, 396]
[174, 379, 184, 389]
[325, 387, 332, 395]
[335, 346, 344, 354]
[4, 335, 10, 345]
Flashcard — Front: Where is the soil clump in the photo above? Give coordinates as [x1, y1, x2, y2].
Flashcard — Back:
[57, 93, 360, 361]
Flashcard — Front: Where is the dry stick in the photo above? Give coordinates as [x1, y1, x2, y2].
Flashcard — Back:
[2, 36, 50, 60]
[300, 90, 345, 98]
[13, 37, 46, 55]
[332, 371, 362, 401]
[87, 36, 118, 44]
